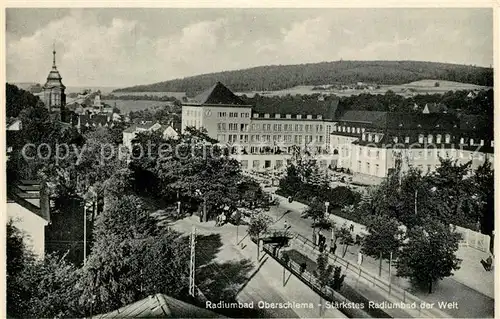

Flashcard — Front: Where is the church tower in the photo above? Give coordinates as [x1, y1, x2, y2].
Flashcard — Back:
[42, 44, 66, 121]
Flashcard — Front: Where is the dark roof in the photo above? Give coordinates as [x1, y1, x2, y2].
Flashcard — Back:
[336, 111, 388, 126]
[93, 294, 224, 318]
[383, 113, 459, 131]
[7, 180, 50, 222]
[191, 82, 247, 106]
[79, 114, 112, 127]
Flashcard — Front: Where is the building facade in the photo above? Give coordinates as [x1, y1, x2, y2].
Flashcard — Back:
[182, 82, 493, 179]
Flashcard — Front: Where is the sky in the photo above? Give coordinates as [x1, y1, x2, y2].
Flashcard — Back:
[5, 8, 493, 88]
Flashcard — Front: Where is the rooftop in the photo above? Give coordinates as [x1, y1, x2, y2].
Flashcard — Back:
[93, 294, 224, 318]
[188, 82, 248, 106]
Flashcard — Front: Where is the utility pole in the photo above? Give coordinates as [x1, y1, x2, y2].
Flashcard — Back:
[83, 204, 87, 265]
[189, 226, 196, 297]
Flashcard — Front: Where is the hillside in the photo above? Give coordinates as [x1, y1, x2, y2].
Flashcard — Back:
[114, 60, 493, 95]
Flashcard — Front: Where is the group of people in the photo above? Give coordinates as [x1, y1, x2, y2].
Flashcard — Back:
[215, 213, 227, 227]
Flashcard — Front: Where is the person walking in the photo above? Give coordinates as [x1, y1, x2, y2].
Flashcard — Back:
[331, 242, 337, 255]
[350, 224, 354, 232]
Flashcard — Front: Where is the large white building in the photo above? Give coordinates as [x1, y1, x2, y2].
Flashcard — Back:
[182, 82, 494, 180]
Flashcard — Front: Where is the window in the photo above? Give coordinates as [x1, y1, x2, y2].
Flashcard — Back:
[361, 128, 366, 133]
[460, 137, 465, 144]
[278, 124, 282, 131]
[445, 134, 450, 144]
[255, 135, 260, 142]
[319, 136, 324, 143]
[418, 134, 424, 144]
[361, 133, 366, 141]
[347, 127, 351, 133]
[470, 138, 474, 146]
[241, 160, 248, 169]
[366, 162, 370, 174]
[393, 136, 398, 143]
[252, 160, 260, 169]
[357, 128, 361, 134]
[368, 134, 373, 142]
[375, 164, 379, 175]
[480, 139, 484, 146]
[337, 126, 341, 132]
[428, 134, 433, 143]
[264, 160, 271, 168]
[217, 123, 222, 131]
[436, 134, 442, 144]
[342, 126, 346, 132]
[374, 135, 379, 143]
[405, 136, 410, 143]
[217, 134, 225, 142]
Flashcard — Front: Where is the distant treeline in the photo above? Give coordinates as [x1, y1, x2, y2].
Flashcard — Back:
[240, 89, 493, 117]
[101, 94, 182, 104]
[114, 60, 493, 95]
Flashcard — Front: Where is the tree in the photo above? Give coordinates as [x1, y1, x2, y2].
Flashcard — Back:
[314, 252, 334, 288]
[361, 215, 404, 277]
[248, 213, 274, 259]
[396, 219, 462, 293]
[7, 220, 82, 318]
[302, 197, 326, 223]
[474, 161, 494, 235]
[330, 266, 346, 291]
[337, 224, 354, 258]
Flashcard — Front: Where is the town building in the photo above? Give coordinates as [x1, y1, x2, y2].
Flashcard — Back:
[7, 180, 51, 258]
[123, 121, 179, 150]
[181, 82, 493, 181]
[181, 82, 334, 172]
[41, 46, 66, 121]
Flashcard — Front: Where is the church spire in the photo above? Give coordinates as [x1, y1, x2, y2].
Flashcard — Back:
[52, 42, 57, 69]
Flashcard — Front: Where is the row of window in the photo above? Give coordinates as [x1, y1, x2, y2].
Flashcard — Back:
[251, 123, 324, 132]
[357, 161, 380, 176]
[361, 133, 493, 147]
[337, 126, 365, 134]
[218, 112, 251, 118]
[216, 134, 325, 144]
[185, 109, 201, 117]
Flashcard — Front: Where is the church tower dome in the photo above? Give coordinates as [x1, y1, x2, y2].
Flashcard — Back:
[42, 44, 66, 120]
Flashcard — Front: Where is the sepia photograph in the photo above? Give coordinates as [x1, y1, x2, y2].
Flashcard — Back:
[3, 5, 495, 318]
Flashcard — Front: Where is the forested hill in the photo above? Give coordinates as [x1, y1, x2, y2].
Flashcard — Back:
[114, 60, 493, 95]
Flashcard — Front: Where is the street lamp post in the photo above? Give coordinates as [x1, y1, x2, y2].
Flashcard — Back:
[324, 201, 330, 219]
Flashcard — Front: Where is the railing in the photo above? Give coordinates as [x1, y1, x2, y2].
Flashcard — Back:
[261, 243, 371, 318]
[293, 234, 449, 318]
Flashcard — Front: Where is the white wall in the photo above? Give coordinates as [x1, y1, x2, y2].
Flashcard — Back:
[8, 202, 48, 258]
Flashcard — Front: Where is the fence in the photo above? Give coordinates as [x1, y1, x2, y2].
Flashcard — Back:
[292, 233, 449, 318]
[261, 243, 371, 318]
[453, 224, 491, 252]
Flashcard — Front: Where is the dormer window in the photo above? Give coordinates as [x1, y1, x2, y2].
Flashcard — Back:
[368, 134, 373, 142]
[264, 113, 270, 118]
[275, 114, 281, 119]
[342, 126, 346, 132]
[307, 115, 312, 119]
[436, 124, 440, 128]
[427, 134, 433, 144]
[460, 137, 465, 144]
[356, 128, 360, 133]
[362, 133, 366, 141]
[470, 138, 474, 146]
[361, 128, 366, 133]
[317, 115, 322, 120]
[253, 113, 259, 118]
[286, 114, 292, 119]
[436, 134, 442, 144]
[405, 136, 410, 143]
[480, 139, 484, 146]
[399, 123, 403, 127]
[297, 115, 302, 119]
[418, 134, 424, 144]
[374, 135, 379, 143]
[347, 127, 351, 133]
[445, 134, 450, 143]
[393, 136, 398, 143]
